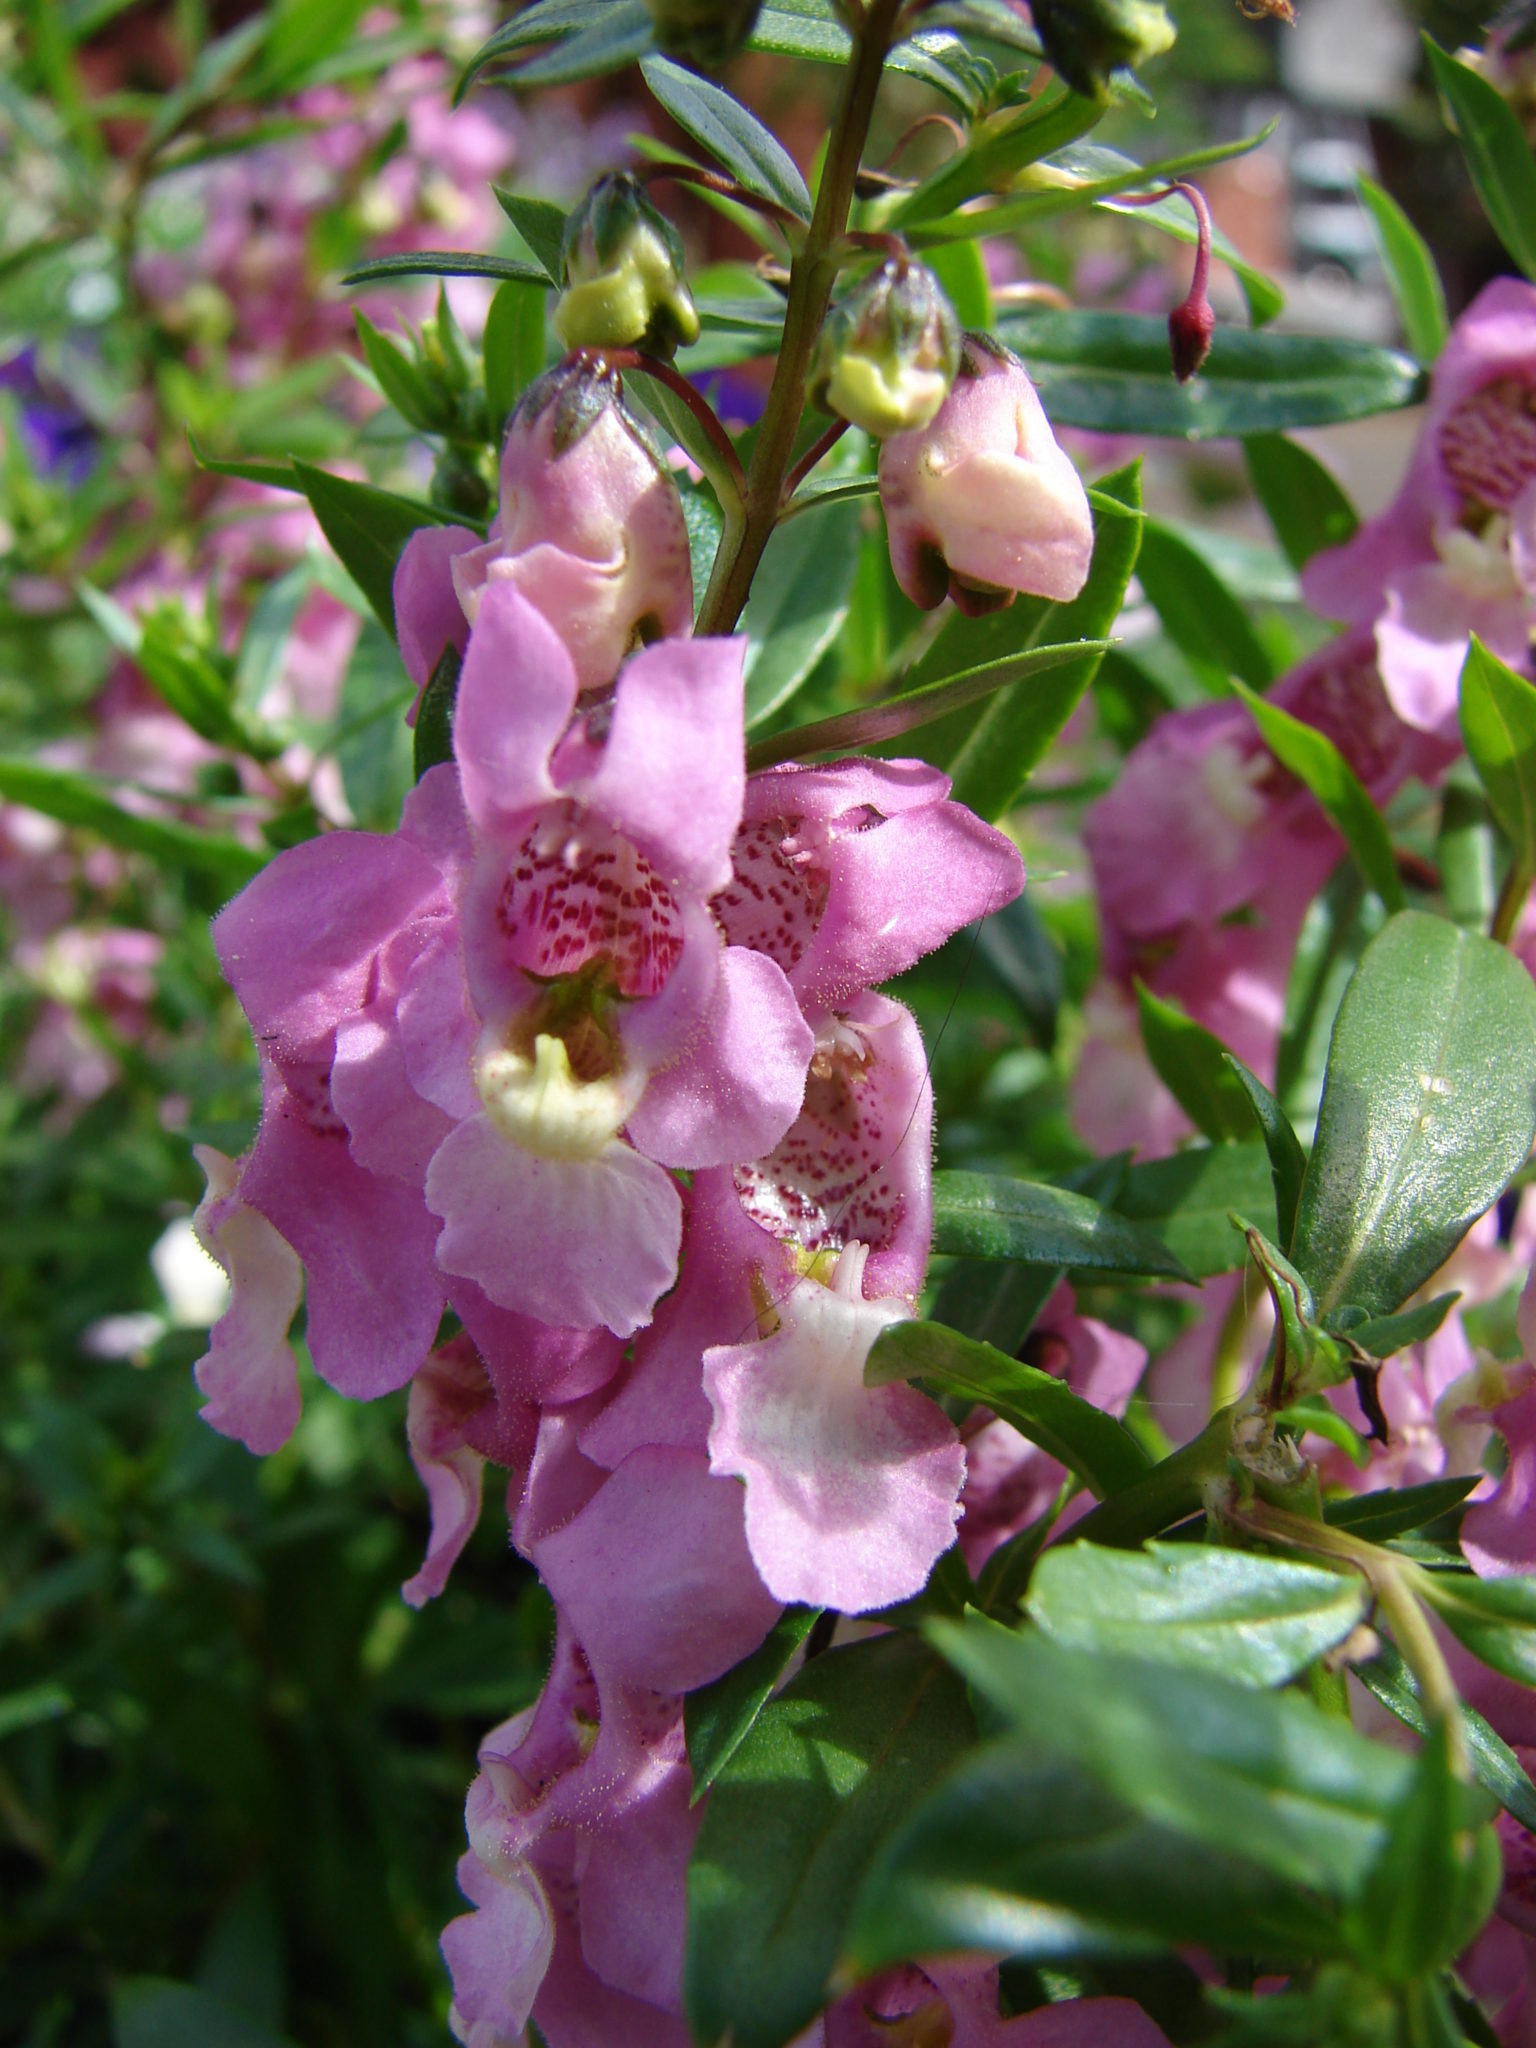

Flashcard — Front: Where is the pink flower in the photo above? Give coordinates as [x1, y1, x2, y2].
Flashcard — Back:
[412, 583, 813, 1337]
[394, 356, 694, 705]
[189, 1143, 303, 1455]
[714, 757, 1025, 1017]
[877, 334, 1094, 614]
[1302, 278, 1536, 739]
[704, 1241, 966, 1611]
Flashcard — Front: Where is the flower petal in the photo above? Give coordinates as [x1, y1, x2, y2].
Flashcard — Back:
[190, 1143, 303, 1455]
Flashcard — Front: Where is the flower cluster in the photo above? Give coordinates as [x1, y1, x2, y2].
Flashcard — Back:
[192, 357, 1033, 2038]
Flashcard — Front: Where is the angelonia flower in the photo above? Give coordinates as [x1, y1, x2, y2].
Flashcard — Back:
[553, 171, 701, 358]
[1028, 0, 1177, 98]
[192, 345, 1029, 2040]
[394, 354, 695, 702]
[1302, 278, 1536, 740]
[877, 332, 1096, 614]
[809, 257, 961, 439]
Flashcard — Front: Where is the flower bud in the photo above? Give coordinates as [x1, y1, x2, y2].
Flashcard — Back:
[642, 0, 763, 65]
[446, 354, 694, 693]
[877, 333, 1094, 615]
[554, 172, 700, 360]
[1029, 0, 1176, 98]
[809, 258, 961, 439]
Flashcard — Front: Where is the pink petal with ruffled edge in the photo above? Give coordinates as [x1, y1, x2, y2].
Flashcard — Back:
[240, 1066, 445, 1399]
[402, 1334, 533, 1608]
[392, 521, 479, 700]
[1464, 1386, 1536, 1579]
[704, 1243, 964, 1612]
[625, 946, 812, 1170]
[400, 760, 474, 884]
[734, 992, 933, 1301]
[441, 1850, 555, 2048]
[425, 1114, 683, 1339]
[450, 1277, 625, 1410]
[190, 1143, 303, 1455]
[332, 982, 453, 1184]
[535, 1445, 780, 1695]
[397, 928, 481, 1121]
[1375, 563, 1534, 739]
[453, 583, 576, 831]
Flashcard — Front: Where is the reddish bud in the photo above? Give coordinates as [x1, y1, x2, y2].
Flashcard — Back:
[1169, 292, 1216, 383]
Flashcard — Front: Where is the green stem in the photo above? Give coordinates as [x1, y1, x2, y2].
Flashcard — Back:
[1491, 854, 1534, 946]
[694, 0, 904, 636]
[1065, 1403, 1238, 1550]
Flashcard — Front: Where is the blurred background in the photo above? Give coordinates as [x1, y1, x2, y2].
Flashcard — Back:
[0, 2, 1511, 2042]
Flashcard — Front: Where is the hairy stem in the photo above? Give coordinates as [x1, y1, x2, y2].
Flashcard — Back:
[695, 0, 904, 635]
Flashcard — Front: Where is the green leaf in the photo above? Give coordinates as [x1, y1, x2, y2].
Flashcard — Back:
[684, 1606, 819, 1803]
[1098, 183, 1284, 331]
[1425, 37, 1536, 284]
[353, 311, 449, 434]
[928, 470, 1143, 819]
[928, 1260, 1061, 1358]
[1357, 1637, 1536, 1835]
[1026, 1543, 1367, 1686]
[413, 646, 461, 781]
[482, 278, 548, 434]
[0, 758, 264, 893]
[743, 641, 1109, 771]
[515, 0, 655, 85]
[1275, 863, 1387, 1132]
[1243, 434, 1359, 571]
[1355, 175, 1449, 362]
[867, 1323, 1152, 1499]
[1323, 1473, 1477, 1541]
[1350, 1720, 1496, 1985]
[334, 621, 414, 830]
[339, 252, 553, 289]
[640, 57, 811, 221]
[924, 235, 992, 333]
[1112, 1143, 1278, 1279]
[1460, 634, 1536, 883]
[843, 1741, 1346, 1980]
[742, 491, 863, 728]
[1222, 1054, 1308, 1253]
[1331, 1293, 1460, 1362]
[888, 81, 1102, 227]
[1290, 910, 1536, 1318]
[0, 1681, 71, 1741]
[112, 1979, 300, 2048]
[997, 311, 1425, 439]
[1231, 677, 1405, 914]
[291, 461, 462, 638]
[929, 1621, 1447, 1898]
[1133, 519, 1275, 694]
[491, 189, 568, 283]
[1439, 766, 1500, 932]
[1418, 1572, 1536, 1688]
[1134, 984, 1258, 1143]
[930, 1171, 1191, 1280]
[684, 1633, 973, 2048]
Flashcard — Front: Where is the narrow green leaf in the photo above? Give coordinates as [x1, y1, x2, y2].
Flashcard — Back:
[867, 1322, 1152, 1499]
[291, 461, 461, 637]
[685, 1606, 820, 1803]
[1134, 519, 1275, 693]
[744, 641, 1108, 771]
[513, 0, 654, 86]
[1274, 863, 1387, 1131]
[112, 1980, 300, 2048]
[1332, 1293, 1460, 1362]
[1113, 1143, 1278, 1279]
[1459, 634, 1536, 880]
[1418, 1572, 1536, 1688]
[684, 1633, 973, 2048]
[1357, 1638, 1536, 1835]
[924, 235, 992, 333]
[1222, 1054, 1308, 1254]
[491, 189, 568, 283]
[413, 646, 461, 781]
[1291, 911, 1536, 1318]
[1026, 1543, 1366, 1686]
[0, 758, 264, 892]
[1439, 766, 1500, 932]
[1134, 984, 1258, 1143]
[640, 57, 811, 221]
[0, 1681, 72, 1741]
[1323, 1473, 1477, 1541]
[928, 1260, 1061, 1359]
[482, 278, 548, 434]
[742, 491, 863, 728]
[1243, 433, 1359, 573]
[889, 81, 1102, 227]
[940, 472, 1143, 818]
[1356, 175, 1449, 362]
[931, 1170, 1191, 1280]
[998, 311, 1425, 439]
[1349, 1722, 1486, 1984]
[1232, 677, 1405, 913]
[353, 311, 448, 433]
[339, 252, 553, 288]
[1425, 37, 1536, 284]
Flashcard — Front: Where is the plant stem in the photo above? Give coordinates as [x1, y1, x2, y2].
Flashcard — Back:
[603, 348, 748, 504]
[695, 0, 904, 636]
[1491, 854, 1533, 946]
[1064, 1403, 1238, 1550]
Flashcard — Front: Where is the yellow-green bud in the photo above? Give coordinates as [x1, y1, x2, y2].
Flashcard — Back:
[808, 258, 960, 440]
[554, 172, 700, 359]
[1030, 0, 1176, 98]
[641, 0, 763, 66]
